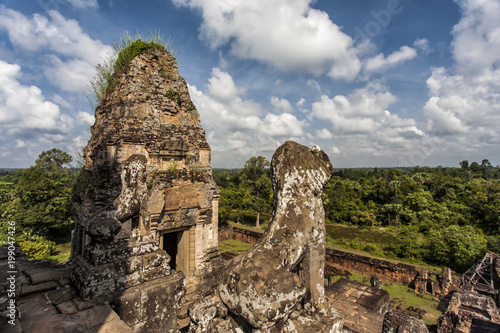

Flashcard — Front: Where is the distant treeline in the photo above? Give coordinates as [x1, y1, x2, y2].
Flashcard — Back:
[214, 160, 500, 272]
[1, 151, 498, 271]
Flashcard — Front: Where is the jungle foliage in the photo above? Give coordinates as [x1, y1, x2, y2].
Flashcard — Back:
[214, 159, 500, 273]
[1, 149, 498, 271]
[0, 149, 77, 259]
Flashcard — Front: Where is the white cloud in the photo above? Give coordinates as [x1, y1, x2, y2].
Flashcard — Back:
[306, 79, 321, 92]
[0, 59, 92, 167]
[310, 81, 427, 163]
[270, 96, 293, 113]
[421, 0, 500, 153]
[312, 82, 398, 131]
[77, 110, 95, 127]
[423, 67, 500, 138]
[67, 0, 99, 9]
[0, 60, 62, 132]
[173, 0, 362, 81]
[315, 129, 333, 139]
[0, 8, 110, 64]
[188, 68, 306, 167]
[451, 0, 500, 74]
[364, 46, 417, 73]
[262, 113, 304, 137]
[52, 94, 72, 109]
[0, 7, 111, 92]
[413, 38, 432, 55]
[44, 56, 97, 92]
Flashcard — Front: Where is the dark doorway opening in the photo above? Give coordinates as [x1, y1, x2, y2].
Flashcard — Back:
[426, 281, 434, 294]
[163, 232, 179, 270]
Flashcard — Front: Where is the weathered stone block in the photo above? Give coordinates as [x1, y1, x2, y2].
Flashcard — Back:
[142, 250, 171, 282]
[114, 256, 144, 290]
[21, 280, 58, 296]
[71, 304, 121, 331]
[71, 256, 116, 300]
[47, 287, 76, 305]
[55, 300, 78, 315]
[135, 271, 186, 333]
[218, 142, 335, 330]
[17, 294, 81, 333]
[382, 311, 429, 333]
[110, 287, 141, 326]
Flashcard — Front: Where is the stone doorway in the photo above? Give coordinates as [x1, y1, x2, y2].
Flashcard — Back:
[161, 228, 195, 276]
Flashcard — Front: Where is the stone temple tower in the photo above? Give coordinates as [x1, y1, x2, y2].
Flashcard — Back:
[70, 42, 219, 331]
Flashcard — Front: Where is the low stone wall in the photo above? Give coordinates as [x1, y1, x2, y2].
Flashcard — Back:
[219, 227, 420, 286]
[219, 227, 262, 245]
[325, 249, 419, 286]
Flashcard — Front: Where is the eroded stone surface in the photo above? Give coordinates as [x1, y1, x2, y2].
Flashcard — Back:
[381, 311, 429, 333]
[217, 141, 336, 330]
[437, 291, 500, 332]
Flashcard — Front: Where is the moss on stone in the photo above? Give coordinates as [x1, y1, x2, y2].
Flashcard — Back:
[114, 39, 165, 75]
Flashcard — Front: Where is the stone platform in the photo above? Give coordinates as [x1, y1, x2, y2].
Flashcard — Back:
[0, 242, 191, 333]
[0, 245, 134, 332]
[326, 278, 390, 333]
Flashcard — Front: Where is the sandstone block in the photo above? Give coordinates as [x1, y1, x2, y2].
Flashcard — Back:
[218, 141, 335, 330]
[382, 311, 429, 333]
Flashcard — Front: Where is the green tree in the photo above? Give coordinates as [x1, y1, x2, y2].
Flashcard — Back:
[240, 156, 271, 228]
[426, 225, 487, 272]
[6, 149, 75, 239]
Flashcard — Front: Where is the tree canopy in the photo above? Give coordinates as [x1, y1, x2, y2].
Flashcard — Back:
[214, 160, 500, 273]
[0, 149, 76, 240]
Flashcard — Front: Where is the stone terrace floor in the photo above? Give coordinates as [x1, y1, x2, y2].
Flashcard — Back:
[0, 245, 133, 333]
[326, 278, 389, 333]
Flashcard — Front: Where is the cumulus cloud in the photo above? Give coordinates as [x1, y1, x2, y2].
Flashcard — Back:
[0, 59, 93, 167]
[44, 56, 98, 92]
[0, 60, 63, 133]
[188, 68, 306, 167]
[0, 7, 111, 92]
[270, 96, 293, 113]
[306, 79, 321, 93]
[364, 46, 417, 73]
[315, 129, 333, 139]
[311, 81, 399, 132]
[451, 0, 500, 74]
[310, 81, 427, 164]
[77, 110, 95, 127]
[173, 0, 362, 81]
[421, 0, 500, 153]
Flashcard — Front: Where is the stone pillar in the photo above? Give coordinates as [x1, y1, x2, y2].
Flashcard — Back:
[302, 235, 326, 312]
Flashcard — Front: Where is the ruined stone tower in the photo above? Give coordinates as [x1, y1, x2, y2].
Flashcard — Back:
[70, 42, 219, 331]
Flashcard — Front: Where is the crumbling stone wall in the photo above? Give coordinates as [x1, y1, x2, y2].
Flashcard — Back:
[219, 228, 422, 286]
[437, 291, 500, 332]
[218, 226, 261, 245]
[325, 249, 419, 286]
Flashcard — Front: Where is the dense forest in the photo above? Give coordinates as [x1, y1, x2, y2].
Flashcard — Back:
[214, 158, 500, 273]
[0, 149, 77, 259]
[1, 148, 499, 273]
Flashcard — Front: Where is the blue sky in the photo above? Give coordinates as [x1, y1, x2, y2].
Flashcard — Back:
[0, 0, 499, 168]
